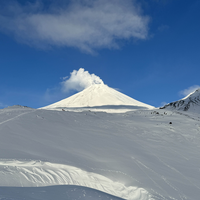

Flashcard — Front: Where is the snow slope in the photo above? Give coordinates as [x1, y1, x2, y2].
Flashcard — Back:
[0, 106, 200, 200]
[0, 185, 125, 200]
[161, 88, 200, 113]
[41, 84, 154, 112]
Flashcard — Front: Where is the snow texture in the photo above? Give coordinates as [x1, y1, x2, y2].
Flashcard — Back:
[0, 105, 200, 200]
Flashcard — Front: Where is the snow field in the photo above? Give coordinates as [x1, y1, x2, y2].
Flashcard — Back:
[0, 106, 200, 200]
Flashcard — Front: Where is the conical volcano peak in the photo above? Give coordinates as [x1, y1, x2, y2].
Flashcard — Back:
[41, 84, 154, 112]
[82, 83, 117, 95]
[85, 83, 107, 90]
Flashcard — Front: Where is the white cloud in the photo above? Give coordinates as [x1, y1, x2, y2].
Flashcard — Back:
[62, 68, 104, 92]
[160, 101, 168, 107]
[0, 0, 149, 53]
[180, 85, 200, 97]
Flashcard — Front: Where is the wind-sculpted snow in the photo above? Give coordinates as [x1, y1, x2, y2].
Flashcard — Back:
[0, 160, 150, 200]
[0, 106, 200, 200]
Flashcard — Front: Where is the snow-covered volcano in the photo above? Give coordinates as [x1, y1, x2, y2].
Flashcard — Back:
[42, 84, 153, 112]
[161, 88, 200, 113]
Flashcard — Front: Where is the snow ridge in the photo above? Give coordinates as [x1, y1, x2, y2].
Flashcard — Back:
[160, 88, 200, 113]
[0, 160, 151, 200]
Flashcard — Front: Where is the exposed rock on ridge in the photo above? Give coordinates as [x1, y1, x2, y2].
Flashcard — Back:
[160, 88, 200, 112]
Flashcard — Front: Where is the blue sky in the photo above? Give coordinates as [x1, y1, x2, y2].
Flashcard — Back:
[0, 0, 200, 108]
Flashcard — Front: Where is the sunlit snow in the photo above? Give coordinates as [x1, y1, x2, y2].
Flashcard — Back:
[0, 104, 200, 199]
[41, 84, 154, 113]
[1, 86, 200, 200]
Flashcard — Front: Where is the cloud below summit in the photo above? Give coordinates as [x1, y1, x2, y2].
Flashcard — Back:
[0, 0, 149, 53]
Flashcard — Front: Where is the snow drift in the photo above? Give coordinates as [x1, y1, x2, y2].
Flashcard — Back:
[0, 160, 150, 200]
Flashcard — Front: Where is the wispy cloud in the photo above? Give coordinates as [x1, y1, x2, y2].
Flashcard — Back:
[157, 25, 169, 32]
[0, 102, 8, 108]
[160, 101, 168, 107]
[179, 85, 200, 97]
[0, 0, 150, 53]
[62, 68, 104, 92]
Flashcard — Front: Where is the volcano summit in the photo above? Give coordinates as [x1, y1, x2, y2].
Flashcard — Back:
[42, 84, 154, 112]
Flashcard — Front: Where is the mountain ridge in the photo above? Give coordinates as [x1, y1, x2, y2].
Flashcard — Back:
[160, 88, 200, 113]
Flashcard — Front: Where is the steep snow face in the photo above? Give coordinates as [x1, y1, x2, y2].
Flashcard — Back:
[41, 84, 154, 112]
[161, 88, 200, 113]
